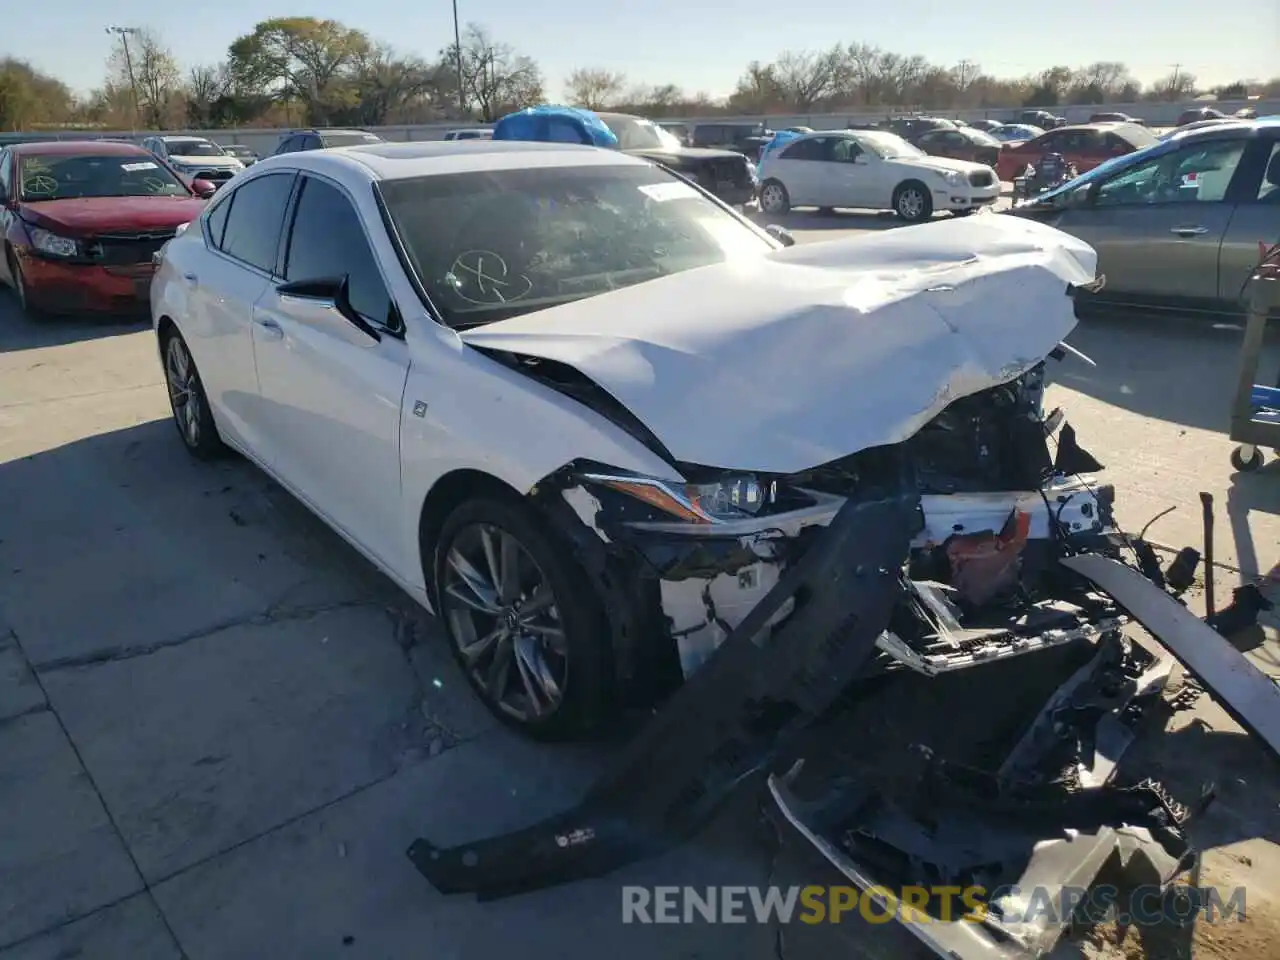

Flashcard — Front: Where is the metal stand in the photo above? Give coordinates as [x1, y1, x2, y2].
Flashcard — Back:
[1229, 274, 1280, 472]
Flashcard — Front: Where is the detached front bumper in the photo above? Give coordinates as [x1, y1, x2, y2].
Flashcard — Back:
[18, 250, 155, 315]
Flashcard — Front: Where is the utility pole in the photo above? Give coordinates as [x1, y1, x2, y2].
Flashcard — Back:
[1170, 63, 1183, 101]
[105, 26, 141, 132]
[451, 0, 465, 117]
[956, 60, 977, 91]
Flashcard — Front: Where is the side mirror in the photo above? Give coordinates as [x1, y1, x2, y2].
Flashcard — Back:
[765, 224, 796, 247]
[191, 179, 217, 199]
[275, 275, 382, 341]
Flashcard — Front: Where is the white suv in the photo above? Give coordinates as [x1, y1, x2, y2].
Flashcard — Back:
[142, 136, 244, 188]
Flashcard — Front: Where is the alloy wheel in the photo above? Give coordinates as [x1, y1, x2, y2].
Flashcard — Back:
[440, 522, 569, 722]
[760, 183, 785, 213]
[898, 188, 925, 220]
[164, 336, 202, 447]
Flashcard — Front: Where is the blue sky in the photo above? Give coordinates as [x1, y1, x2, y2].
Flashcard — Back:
[8, 0, 1277, 100]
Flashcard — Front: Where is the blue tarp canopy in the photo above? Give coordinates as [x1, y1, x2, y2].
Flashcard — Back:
[491, 105, 619, 148]
[760, 129, 803, 160]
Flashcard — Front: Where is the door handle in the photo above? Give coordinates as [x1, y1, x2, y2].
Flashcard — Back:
[182, 272, 198, 284]
[1170, 225, 1208, 237]
[253, 316, 283, 340]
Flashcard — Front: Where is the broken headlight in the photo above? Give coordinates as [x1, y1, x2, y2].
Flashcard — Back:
[581, 472, 767, 524]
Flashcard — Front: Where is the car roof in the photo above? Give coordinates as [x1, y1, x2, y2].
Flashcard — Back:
[9, 139, 150, 156]
[248, 139, 647, 181]
[160, 134, 212, 141]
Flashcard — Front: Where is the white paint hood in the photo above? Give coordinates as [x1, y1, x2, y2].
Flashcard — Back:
[459, 214, 1098, 474]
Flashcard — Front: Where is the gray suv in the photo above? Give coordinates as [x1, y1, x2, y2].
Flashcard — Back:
[271, 128, 385, 155]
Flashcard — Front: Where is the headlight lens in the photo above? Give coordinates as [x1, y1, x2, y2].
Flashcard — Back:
[943, 169, 965, 186]
[30, 227, 79, 258]
[583, 472, 767, 524]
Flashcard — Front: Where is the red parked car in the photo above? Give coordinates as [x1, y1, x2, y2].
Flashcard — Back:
[0, 140, 212, 318]
[995, 122, 1159, 182]
[915, 127, 1003, 168]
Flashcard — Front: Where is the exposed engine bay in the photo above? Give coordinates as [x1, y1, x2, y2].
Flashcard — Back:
[545, 360, 1128, 692]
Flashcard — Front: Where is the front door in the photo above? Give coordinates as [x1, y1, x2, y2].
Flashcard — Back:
[1056, 137, 1250, 302]
[249, 173, 410, 571]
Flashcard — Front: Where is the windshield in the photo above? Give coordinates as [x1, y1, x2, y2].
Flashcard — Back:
[17, 153, 190, 201]
[321, 132, 383, 147]
[858, 132, 925, 159]
[165, 139, 225, 157]
[601, 116, 682, 151]
[379, 164, 773, 329]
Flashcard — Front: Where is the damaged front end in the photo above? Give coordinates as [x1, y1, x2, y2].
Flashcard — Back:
[409, 352, 1226, 956]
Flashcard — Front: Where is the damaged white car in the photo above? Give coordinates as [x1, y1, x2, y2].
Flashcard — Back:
[153, 140, 1105, 737]
[155, 141, 1280, 958]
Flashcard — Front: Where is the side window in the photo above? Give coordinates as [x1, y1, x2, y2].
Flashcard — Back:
[1095, 140, 1247, 207]
[219, 173, 295, 272]
[830, 138, 862, 162]
[1034, 132, 1064, 152]
[0, 150, 10, 195]
[304, 135, 323, 150]
[284, 176, 391, 325]
[204, 192, 234, 249]
[778, 138, 824, 161]
[274, 137, 296, 156]
[1253, 142, 1280, 202]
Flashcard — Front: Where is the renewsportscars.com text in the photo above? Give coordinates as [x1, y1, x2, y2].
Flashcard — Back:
[621, 884, 1246, 926]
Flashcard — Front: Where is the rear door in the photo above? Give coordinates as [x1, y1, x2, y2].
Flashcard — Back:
[768, 137, 826, 205]
[183, 171, 296, 452]
[1055, 136, 1251, 303]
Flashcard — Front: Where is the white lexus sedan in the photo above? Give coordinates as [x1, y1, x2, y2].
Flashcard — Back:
[756, 129, 1001, 221]
[151, 139, 1110, 741]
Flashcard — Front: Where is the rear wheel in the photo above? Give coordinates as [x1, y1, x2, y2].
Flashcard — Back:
[893, 181, 933, 223]
[434, 496, 613, 740]
[161, 327, 226, 459]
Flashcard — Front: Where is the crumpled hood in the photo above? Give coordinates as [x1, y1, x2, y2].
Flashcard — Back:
[460, 214, 1097, 474]
[19, 196, 207, 238]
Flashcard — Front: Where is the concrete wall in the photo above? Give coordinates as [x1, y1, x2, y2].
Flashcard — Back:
[6, 99, 1278, 155]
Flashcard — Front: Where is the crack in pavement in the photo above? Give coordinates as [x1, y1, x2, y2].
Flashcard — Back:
[31, 597, 383, 673]
[1, 622, 191, 960]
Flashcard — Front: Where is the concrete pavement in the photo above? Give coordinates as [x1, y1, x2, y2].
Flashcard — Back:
[1, 214, 1278, 960]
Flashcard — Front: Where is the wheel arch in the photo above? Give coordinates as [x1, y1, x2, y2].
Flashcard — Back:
[417, 468, 525, 608]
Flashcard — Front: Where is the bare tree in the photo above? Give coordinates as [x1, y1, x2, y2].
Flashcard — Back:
[564, 67, 626, 110]
[1146, 70, 1198, 102]
[349, 44, 438, 124]
[107, 28, 182, 128]
[771, 48, 842, 110]
[440, 24, 542, 121]
[728, 61, 785, 113]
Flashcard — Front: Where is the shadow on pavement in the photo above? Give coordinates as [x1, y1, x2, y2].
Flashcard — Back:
[0, 294, 151, 353]
[1059, 309, 1280, 436]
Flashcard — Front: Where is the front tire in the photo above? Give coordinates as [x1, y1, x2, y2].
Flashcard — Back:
[759, 179, 791, 215]
[434, 496, 612, 740]
[893, 181, 933, 223]
[6, 248, 45, 321]
[161, 327, 226, 459]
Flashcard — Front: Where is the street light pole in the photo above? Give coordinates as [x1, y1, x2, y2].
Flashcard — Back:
[105, 26, 141, 132]
[451, 0, 465, 117]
